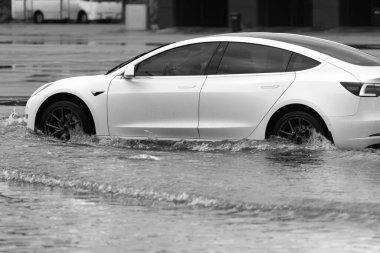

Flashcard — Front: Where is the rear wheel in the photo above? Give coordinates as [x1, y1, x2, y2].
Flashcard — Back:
[34, 11, 44, 24]
[40, 101, 91, 140]
[271, 111, 325, 144]
[78, 12, 88, 23]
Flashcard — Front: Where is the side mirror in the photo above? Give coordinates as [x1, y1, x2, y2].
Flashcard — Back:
[123, 65, 135, 79]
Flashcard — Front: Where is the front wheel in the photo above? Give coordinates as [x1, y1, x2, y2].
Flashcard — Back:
[271, 111, 325, 144]
[40, 101, 92, 140]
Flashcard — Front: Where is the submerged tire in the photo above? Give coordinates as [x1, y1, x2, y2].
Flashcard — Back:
[78, 12, 88, 23]
[271, 111, 325, 144]
[34, 12, 44, 24]
[40, 101, 92, 140]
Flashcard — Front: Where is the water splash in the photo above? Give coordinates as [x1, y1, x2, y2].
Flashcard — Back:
[0, 109, 347, 154]
[2, 108, 26, 127]
[0, 108, 27, 135]
[2, 168, 380, 223]
[129, 154, 161, 161]
[63, 130, 335, 153]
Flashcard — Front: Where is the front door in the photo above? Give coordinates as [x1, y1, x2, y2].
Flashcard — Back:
[108, 42, 220, 139]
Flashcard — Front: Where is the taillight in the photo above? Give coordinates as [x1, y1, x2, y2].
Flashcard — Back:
[340, 82, 362, 96]
[340, 82, 380, 97]
[362, 83, 380, 97]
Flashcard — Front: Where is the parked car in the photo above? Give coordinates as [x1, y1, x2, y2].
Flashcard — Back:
[11, 0, 122, 23]
[26, 33, 380, 149]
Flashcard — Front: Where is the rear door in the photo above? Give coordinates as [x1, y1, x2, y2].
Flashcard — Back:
[199, 42, 296, 139]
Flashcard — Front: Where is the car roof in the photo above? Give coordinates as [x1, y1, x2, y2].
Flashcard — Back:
[208, 32, 380, 66]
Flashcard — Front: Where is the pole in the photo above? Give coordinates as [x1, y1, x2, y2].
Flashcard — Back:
[23, 0, 26, 20]
[60, 0, 62, 20]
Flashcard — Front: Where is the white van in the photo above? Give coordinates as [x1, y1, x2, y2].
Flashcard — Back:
[11, 0, 122, 23]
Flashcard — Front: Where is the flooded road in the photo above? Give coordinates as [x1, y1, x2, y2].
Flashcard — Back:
[1, 111, 380, 252]
[2, 24, 380, 252]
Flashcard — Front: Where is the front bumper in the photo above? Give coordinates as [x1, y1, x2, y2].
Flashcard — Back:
[25, 93, 46, 132]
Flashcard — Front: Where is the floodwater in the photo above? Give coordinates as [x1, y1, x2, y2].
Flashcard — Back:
[2, 24, 380, 252]
[1, 110, 380, 252]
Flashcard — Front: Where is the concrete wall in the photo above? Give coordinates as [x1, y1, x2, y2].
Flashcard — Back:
[228, 0, 258, 28]
[157, 0, 344, 30]
[0, 0, 11, 22]
[157, 0, 174, 29]
[313, 0, 340, 29]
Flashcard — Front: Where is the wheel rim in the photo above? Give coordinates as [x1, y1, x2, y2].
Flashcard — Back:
[81, 14, 87, 23]
[36, 14, 43, 23]
[43, 107, 83, 140]
[276, 117, 314, 144]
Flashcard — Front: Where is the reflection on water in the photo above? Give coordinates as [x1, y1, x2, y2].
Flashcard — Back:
[266, 149, 324, 167]
[1, 112, 380, 252]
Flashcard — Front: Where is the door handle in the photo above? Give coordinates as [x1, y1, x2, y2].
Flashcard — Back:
[261, 85, 280, 89]
[178, 85, 196, 89]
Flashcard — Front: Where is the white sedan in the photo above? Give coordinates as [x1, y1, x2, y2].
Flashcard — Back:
[26, 33, 380, 150]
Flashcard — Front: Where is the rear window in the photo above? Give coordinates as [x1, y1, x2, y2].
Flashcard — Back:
[251, 34, 380, 66]
[286, 53, 320, 71]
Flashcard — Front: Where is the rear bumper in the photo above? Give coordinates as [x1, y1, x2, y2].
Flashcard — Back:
[329, 98, 380, 149]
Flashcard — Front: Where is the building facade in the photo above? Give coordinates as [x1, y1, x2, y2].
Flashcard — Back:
[157, 0, 380, 29]
[0, 0, 11, 22]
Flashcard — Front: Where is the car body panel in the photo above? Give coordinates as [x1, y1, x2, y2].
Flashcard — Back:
[328, 98, 380, 149]
[278, 62, 361, 117]
[107, 75, 206, 138]
[199, 72, 295, 139]
[26, 75, 113, 136]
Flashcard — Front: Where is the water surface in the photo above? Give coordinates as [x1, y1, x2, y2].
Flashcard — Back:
[1, 111, 380, 252]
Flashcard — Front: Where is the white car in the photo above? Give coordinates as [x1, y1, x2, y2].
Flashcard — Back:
[25, 33, 380, 150]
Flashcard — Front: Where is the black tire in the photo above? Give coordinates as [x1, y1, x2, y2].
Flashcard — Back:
[271, 111, 325, 144]
[34, 11, 44, 24]
[40, 101, 92, 140]
[78, 12, 88, 23]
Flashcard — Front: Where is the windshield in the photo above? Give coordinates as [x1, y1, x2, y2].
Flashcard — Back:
[105, 43, 171, 75]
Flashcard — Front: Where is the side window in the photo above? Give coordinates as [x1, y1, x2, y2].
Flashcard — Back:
[136, 42, 219, 76]
[217, 43, 292, 75]
[286, 53, 320, 72]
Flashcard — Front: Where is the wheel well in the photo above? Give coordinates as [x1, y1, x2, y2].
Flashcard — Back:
[265, 104, 333, 142]
[78, 11, 87, 18]
[35, 93, 96, 134]
[34, 11, 43, 19]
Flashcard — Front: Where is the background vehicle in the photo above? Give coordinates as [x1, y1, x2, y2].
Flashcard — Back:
[11, 0, 122, 23]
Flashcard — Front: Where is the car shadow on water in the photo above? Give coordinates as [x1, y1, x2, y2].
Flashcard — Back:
[265, 149, 325, 168]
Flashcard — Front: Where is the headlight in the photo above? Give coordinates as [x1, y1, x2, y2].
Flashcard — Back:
[31, 82, 53, 97]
